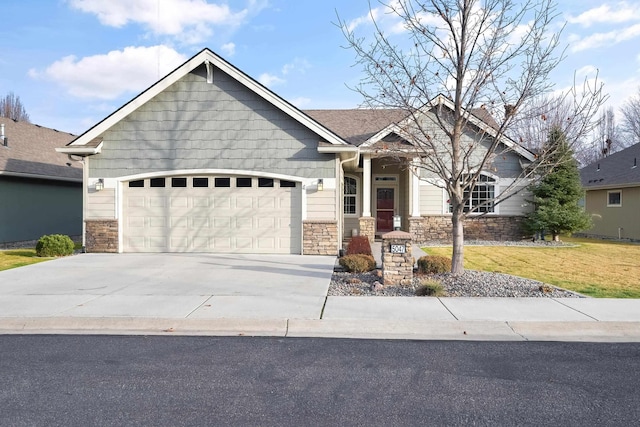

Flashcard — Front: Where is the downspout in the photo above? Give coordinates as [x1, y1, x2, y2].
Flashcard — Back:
[338, 149, 360, 249]
[67, 154, 87, 250]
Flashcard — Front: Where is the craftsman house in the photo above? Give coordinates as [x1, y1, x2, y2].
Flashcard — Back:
[58, 48, 534, 255]
[580, 143, 640, 241]
[1, 119, 81, 247]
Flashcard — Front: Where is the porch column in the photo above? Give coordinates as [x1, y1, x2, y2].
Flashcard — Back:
[359, 154, 375, 243]
[362, 155, 372, 217]
[410, 159, 420, 217]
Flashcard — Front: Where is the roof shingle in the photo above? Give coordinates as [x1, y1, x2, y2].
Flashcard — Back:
[580, 143, 640, 188]
[0, 119, 81, 181]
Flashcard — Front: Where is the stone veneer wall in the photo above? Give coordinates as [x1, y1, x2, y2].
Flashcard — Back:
[85, 220, 119, 253]
[303, 220, 338, 255]
[409, 215, 526, 242]
[358, 217, 376, 244]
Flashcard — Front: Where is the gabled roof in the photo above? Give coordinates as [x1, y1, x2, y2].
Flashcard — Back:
[355, 95, 536, 161]
[581, 143, 640, 189]
[0, 119, 80, 182]
[304, 109, 407, 146]
[60, 48, 351, 153]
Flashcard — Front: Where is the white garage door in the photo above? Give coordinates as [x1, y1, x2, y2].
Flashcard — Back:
[123, 176, 302, 254]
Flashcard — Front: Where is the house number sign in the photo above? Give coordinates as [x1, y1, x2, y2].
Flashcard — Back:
[390, 244, 406, 254]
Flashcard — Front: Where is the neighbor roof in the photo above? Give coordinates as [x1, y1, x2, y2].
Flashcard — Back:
[0, 119, 80, 182]
[581, 142, 640, 189]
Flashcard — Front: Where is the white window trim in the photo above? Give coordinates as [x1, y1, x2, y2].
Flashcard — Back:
[445, 172, 500, 215]
[607, 190, 622, 207]
[344, 175, 360, 216]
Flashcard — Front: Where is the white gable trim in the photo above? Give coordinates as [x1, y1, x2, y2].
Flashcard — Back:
[66, 48, 349, 148]
[360, 95, 536, 162]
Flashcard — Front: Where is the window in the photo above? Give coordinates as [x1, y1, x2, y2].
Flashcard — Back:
[449, 174, 496, 213]
[171, 177, 187, 187]
[215, 177, 231, 187]
[258, 178, 274, 187]
[193, 178, 209, 187]
[128, 180, 144, 188]
[607, 190, 622, 207]
[280, 180, 296, 188]
[344, 176, 357, 215]
[150, 178, 165, 188]
[236, 177, 252, 187]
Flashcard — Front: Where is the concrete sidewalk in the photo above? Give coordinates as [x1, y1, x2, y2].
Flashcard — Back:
[1, 253, 640, 341]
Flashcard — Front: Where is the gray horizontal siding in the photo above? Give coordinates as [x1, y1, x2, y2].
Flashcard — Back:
[91, 65, 336, 179]
[0, 177, 81, 243]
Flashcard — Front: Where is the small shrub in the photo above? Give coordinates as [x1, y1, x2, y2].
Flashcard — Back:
[417, 255, 452, 274]
[35, 234, 75, 257]
[339, 254, 376, 273]
[346, 235, 372, 256]
[415, 279, 447, 297]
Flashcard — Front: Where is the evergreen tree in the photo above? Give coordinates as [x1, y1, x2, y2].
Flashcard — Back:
[524, 127, 592, 241]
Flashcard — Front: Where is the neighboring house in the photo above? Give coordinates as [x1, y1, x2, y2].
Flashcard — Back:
[580, 143, 640, 241]
[58, 48, 534, 255]
[0, 119, 81, 247]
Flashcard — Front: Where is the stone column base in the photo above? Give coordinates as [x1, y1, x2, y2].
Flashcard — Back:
[303, 220, 338, 255]
[85, 220, 118, 253]
[358, 217, 376, 244]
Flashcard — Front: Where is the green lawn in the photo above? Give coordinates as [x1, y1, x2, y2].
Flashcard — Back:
[423, 237, 640, 298]
[0, 249, 52, 271]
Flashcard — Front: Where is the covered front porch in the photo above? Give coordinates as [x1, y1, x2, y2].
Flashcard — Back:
[342, 154, 422, 243]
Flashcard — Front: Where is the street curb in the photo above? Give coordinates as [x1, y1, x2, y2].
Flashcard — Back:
[1, 317, 639, 342]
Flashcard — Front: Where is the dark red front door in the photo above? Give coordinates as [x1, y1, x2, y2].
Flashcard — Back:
[376, 188, 394, 233]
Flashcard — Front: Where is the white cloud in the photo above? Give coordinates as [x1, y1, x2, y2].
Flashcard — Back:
[221, 42, 236, 57]
[258, 73, 285, 87]
[570, 23, 640, 52]
[29, 45, 187, 99]
[68, 0, 267, 44]
[567, 2, 640, 27]
[281, 58, 310, 75]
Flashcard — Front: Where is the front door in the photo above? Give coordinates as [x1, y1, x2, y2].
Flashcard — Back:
[376, 188, 394, 233]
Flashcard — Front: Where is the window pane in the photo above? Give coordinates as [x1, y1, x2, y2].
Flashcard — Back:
[150, 178, 165, 187]
[128, 180, 144, 188]
[344, 177, 357, 195]
[258, 178, 274, 187]
[344, 195, 356, 215]
[280, 180, 296, 187]
[608, 192, 621, 205]
[215, 177, 231, 187]
[236, 177, 252, 187]
[193, 178, 209, 187]
[171, 177, 187, 187]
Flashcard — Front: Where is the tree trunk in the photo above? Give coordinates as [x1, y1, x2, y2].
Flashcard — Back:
[451, 212, 465, 275]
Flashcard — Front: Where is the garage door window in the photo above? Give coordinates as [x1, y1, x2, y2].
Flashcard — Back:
[150, 178, 165, 187]
[259, 178, 274, 187]
[215, 177, 231, 187]
[129, 180, 144, 188]
[280, 180, 296, 188]
[193, 178, 208, 187]
[172, 177, 187, 187]
[236, 177, 252, 187]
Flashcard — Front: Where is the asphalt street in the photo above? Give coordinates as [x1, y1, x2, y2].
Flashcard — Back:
[1, 335, 639, 426]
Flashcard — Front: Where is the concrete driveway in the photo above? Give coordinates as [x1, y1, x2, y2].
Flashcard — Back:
[0, 253, 336, 320]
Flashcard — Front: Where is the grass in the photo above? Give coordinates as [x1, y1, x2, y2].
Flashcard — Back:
[0, 249, 52, 272]
[423, 236, 640, 298]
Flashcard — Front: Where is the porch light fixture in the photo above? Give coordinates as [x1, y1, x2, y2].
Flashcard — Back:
[95, 179, 104, 191]
[317, 179, 323, 191]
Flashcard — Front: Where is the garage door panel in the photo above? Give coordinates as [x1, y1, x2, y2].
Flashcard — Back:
[124, 176, 302, 254]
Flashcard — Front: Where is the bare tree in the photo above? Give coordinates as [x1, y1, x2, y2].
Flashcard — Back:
[339, 0, 606, 274]
[620, 87, 640, 146]
[0, 92, 30, 122]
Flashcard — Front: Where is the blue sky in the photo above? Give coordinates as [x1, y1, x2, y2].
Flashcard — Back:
[1, 0, 639, 135]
